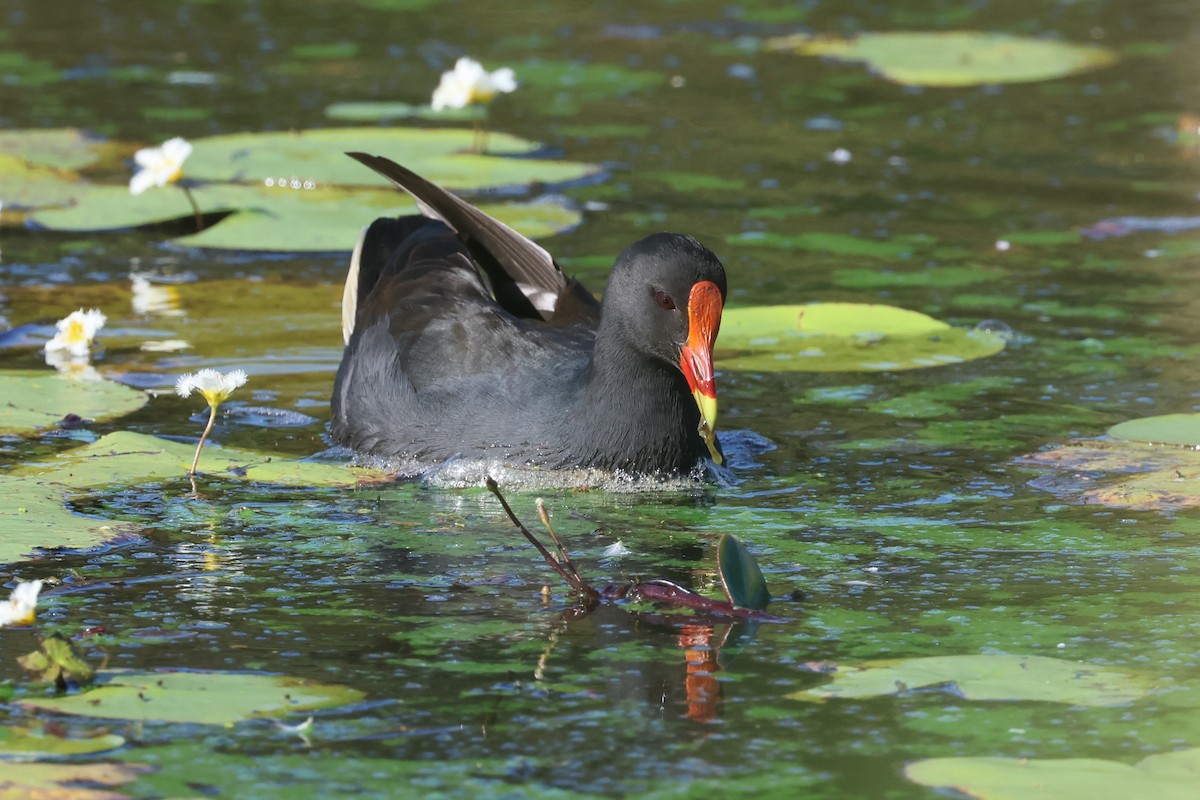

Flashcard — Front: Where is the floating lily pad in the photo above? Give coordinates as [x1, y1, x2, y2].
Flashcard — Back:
[0, 725, 125, 758]
[15, 430, 379, 488]
[30, 179, 581, 252]
[0, 155, 93, 213]
[0, 431, 385, 564]
[1019, 437, 1200, 511]
[325, 101, 484, 123]
[906, 747, 1200, 800]
[715, 303, 1006, 372]
[1109, 413, 1200, 447]
[17, 127, 598, 251]
[0, 371, 149, 434]
[766, 31, 1118, 87]
[717, 534, 770, 610]
[19, 669, 365, 725]
[0, 128, 107, 169]
[0, 762, 149, 800]
[789, 654, 1149, 706]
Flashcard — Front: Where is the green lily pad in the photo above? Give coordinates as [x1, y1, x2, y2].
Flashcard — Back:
[1109, 413, 1200, 447]
[716, 534, 770, 610]
[0, 431, 385, 564]
[715, 303, 1006, 372]
[19, 669, 365, 725]
[18, 127, 598, 251]
[0, 762, 149, 799]
[766, 31, 1118, 87]
[0, 155, 93, 214]
[32, 181, 580, 252]
[0, 371, 149, 434]
[15, 430, 379, 488]
[789, 654, 1150, 706]
[325, 101, 485, 123]
[0, 128, 107, 170]
[1019, 438, 1200, 511]
[0, 724, 125, 758]
[182, 127, 595, 189]
[0, 476, 134, 563]
[906, 747, 1200, 800]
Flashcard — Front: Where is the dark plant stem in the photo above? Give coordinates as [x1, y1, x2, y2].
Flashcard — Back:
[188, 405, 217, 477]
[486, 477, 598, 600]
[180, 183, 204, 232]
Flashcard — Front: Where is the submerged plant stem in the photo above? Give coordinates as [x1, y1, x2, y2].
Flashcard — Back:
[188, 405, 217, 477]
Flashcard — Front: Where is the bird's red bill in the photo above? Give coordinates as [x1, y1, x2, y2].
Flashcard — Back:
[680, 280, 723, 464]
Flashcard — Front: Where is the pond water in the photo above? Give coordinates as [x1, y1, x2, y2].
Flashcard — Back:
[3, 0, 1200, 797]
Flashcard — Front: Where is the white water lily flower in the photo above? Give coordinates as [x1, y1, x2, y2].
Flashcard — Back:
[177, 368, 248, 477]
[44, 308, 106, 357]
[130, 136, 193, 195]
[431, 57, 517, 110]
[0, 580, 44, 627]
[176, 368, 248, 408]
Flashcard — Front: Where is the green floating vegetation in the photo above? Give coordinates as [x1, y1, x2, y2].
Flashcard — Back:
[833, 264, 1005, 290]
[325, 100, 484, 123]
[791, 654, 1151, 706]
[0, 431, 385, 564]
[1109, 413, 1200, 447]
[0, 724, 125, 758]
[728, 230, 932, 259]
[19, 669, 365, 725]
[0, 371, 149, 435]
[907, 747, 1200, 800]
[0, 762, 149, 799]
[6, 127, 598, 252]
[515, 59, 668, 116]
[0, 127, 106, 170]
[1021, 424, 1200, 511]
[716, 302, 1006, 372]
[766, 31, 1118, 87]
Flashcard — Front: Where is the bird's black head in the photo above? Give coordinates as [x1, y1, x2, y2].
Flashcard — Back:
[602, 232, 727, 462]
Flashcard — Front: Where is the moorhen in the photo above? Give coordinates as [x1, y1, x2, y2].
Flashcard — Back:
[331, 153, 727, 478]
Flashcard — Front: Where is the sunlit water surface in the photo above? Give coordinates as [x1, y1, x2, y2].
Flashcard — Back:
[2, 1, 1200, 797]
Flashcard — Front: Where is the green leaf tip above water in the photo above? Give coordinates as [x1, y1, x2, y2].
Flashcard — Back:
[906, 747, 1200, 800]
[13, 126, 598, 251]
[717, 534, 770, 610]
[17, 631, 96, 688]
[766, 31, 1118, 87]
[0, 370, 150, 435]
[716, 303, 1006, 372]
[18, 669, 366, 725]
[790, 653, 1150, 706]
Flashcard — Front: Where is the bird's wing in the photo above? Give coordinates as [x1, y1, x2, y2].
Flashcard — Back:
[347, 151, 568, 321]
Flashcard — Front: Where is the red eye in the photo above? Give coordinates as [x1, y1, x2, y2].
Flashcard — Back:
[655, 290, 676, 310]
